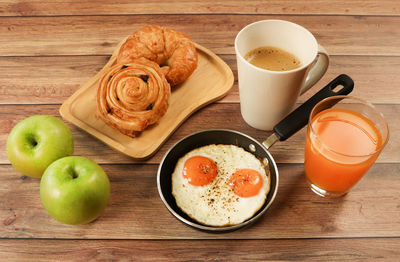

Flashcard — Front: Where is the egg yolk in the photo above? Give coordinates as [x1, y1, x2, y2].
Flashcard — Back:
[229, 169, 263, 197]
[182, 156, 218, 186]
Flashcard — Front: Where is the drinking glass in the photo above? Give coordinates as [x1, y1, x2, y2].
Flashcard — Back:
[304, 96, 389, 197]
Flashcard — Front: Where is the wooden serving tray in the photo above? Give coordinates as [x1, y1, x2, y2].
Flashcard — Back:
[60, 39, 234, 159]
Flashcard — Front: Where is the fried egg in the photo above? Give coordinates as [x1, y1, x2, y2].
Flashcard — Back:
[171, 144, 270, 227]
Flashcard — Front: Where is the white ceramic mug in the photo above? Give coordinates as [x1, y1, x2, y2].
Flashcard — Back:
[235, 20, 329, 130]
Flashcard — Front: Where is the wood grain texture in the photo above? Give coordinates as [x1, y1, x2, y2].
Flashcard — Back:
[0, 238, 399, 261]
[0, 163, 399, 239]
[1, 0, 399, 16]
[1, 55, 400, 105]
[0, 56, 107, 105]
[1, 15, 400, 56]
[1, 0, 399, 260]
[0, 104, 398, 165]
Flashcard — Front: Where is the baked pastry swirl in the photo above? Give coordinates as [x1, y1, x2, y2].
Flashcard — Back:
[117, 25, 198, 86]
[97, 58, 171, 137]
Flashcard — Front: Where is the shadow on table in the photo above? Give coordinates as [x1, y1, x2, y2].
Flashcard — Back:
[252, 164, 346, 236]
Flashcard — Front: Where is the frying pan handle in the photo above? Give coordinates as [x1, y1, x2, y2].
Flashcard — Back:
[273, 74, 354, 141]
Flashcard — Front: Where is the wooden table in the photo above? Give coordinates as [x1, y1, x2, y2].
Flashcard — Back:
[1, 1, 399, 260]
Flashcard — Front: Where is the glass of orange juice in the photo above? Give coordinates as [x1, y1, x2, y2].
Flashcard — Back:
[304, 96, 389, 197]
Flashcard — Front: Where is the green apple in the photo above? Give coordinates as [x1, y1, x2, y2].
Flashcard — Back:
[40, 156, 110, 225]
[6, 115, 74, 178]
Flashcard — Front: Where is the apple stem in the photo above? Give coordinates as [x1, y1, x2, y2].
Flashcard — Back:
[27, 134, 38, 148]
[68, 167, 78, 179]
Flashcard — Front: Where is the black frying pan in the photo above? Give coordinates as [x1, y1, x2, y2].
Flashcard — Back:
[157, 74, 354, 232]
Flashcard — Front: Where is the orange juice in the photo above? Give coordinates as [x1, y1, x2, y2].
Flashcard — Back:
[305, 108, 383, 194]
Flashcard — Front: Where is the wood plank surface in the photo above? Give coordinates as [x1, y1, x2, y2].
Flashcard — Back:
[1, 15, 400, 57]
[0, 163, 399, 239]
[0, 238, 399, 261]
[1, 0, 399, 259]
[1, 0, 399, 16]
[0, 104, 398, 164]
[1, 55, 400, 105]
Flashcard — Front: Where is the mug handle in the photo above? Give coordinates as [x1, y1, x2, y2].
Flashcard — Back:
[299, 44, 330, 95]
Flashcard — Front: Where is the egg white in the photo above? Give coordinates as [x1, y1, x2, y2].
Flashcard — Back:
[171, 144, 270, 227]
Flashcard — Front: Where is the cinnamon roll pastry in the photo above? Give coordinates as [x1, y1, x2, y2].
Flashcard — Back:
[117, 25, 198, 86]
[97, 58, 171, 137]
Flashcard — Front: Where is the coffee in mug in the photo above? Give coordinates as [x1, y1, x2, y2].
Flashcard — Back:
[235, 20, 330, 130]
[244, 46, 301, 71]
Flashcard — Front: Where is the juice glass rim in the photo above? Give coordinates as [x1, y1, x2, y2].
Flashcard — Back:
[308, 95, 390, 158]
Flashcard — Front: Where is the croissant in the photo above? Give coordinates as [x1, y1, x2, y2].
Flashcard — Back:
[117, 25, 198, 86]
[97, 58, 171, 137]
